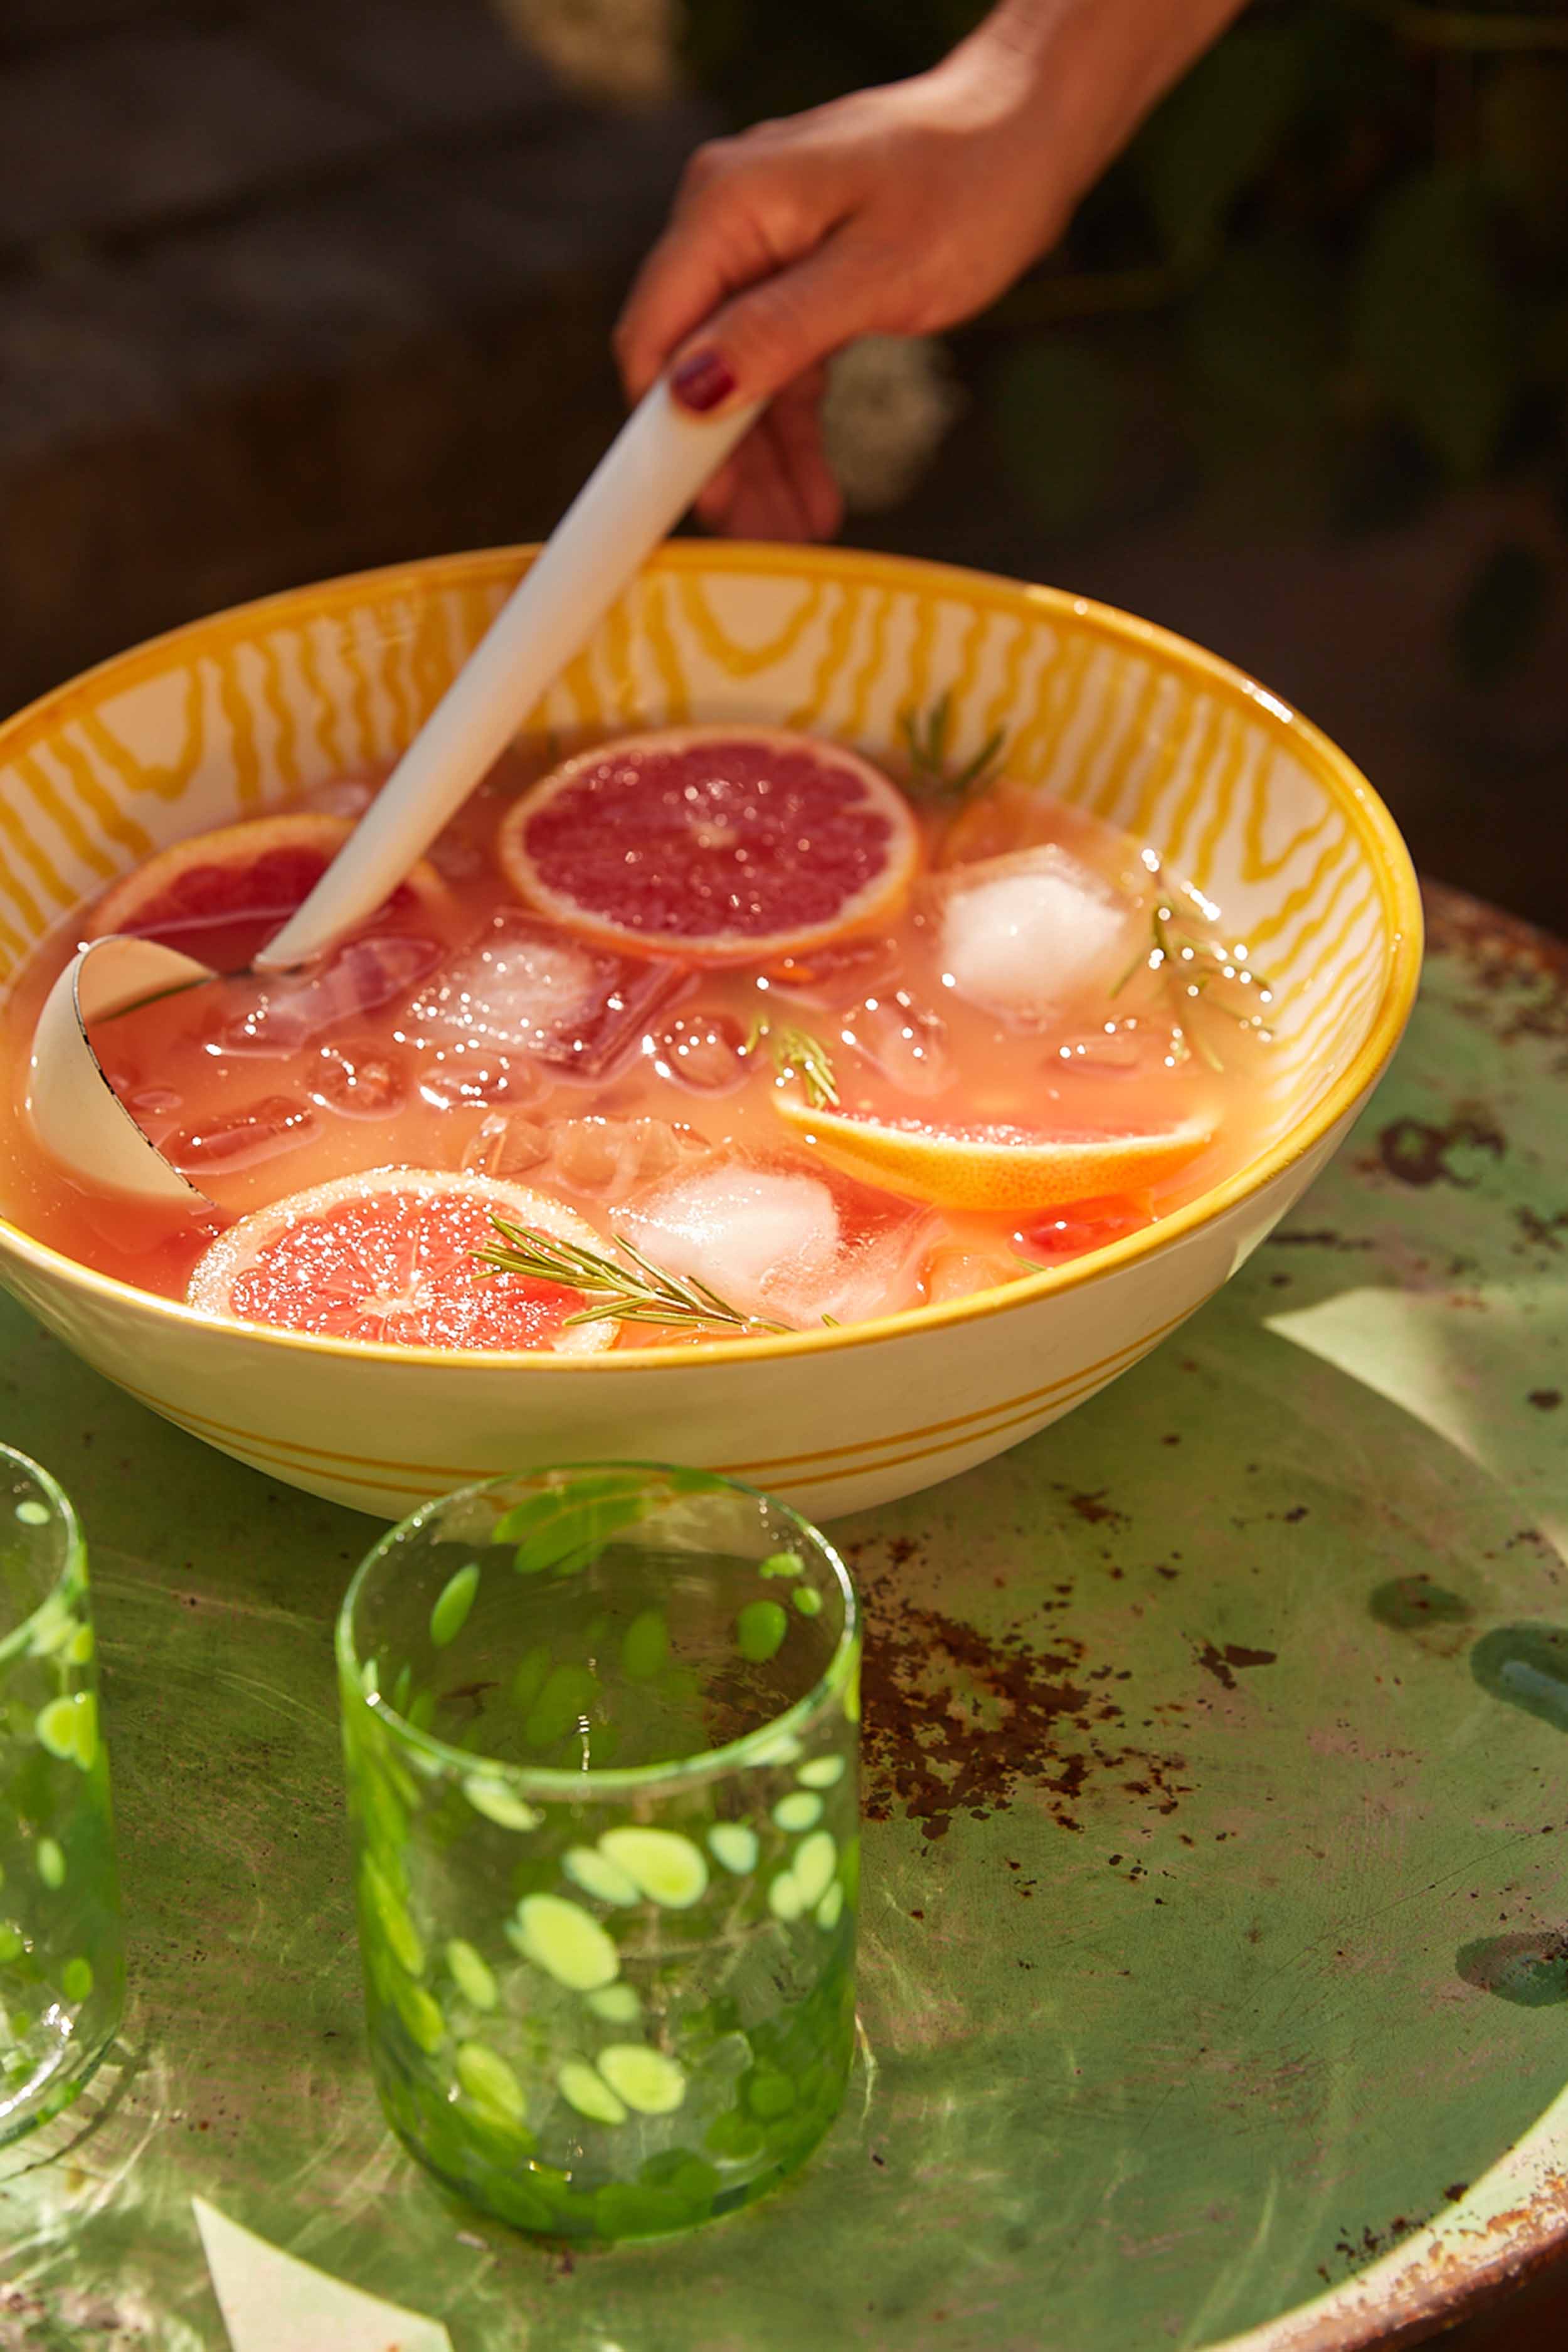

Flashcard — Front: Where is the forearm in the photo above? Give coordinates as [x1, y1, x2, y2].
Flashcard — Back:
[952, 0, 1253, 216]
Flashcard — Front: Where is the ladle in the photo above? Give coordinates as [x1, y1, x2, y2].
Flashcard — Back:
[28, 377, 760, 1202]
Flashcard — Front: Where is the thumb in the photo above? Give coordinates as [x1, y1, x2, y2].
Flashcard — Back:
[667, 229, 889, 418]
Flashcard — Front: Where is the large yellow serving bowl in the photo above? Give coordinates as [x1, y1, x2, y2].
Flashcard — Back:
[0, 545, 1420, 1520]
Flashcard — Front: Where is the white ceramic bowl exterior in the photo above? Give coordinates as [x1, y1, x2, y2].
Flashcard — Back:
[0, 547, 1421, 1520]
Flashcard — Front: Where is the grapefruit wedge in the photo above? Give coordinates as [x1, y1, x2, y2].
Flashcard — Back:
[88, 813, 450, 965]
[186, 1168, 615, 1352]
[495, 726, 921, 965]
[773, 1099, 1216, 1214]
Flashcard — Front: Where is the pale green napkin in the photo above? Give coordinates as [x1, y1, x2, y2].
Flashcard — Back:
[193, 2198, 455, 2352]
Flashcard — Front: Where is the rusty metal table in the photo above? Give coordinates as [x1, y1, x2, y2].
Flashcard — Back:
[2, 881, 1567, 2352]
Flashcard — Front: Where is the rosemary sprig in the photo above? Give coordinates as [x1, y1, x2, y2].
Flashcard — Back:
[745, 1016, 840, 1109]
[898, 689, 1006, 802]
[1112, 898, 1274, 1073]
[474, 1217, 791, 1335]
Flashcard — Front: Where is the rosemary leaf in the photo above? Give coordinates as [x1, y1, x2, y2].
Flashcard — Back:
[1115, 902, 1275, 1072]
[746, 1017, 840, 1110]
[899, 691, 1006, 802]
[474, 1217, 791, 1337]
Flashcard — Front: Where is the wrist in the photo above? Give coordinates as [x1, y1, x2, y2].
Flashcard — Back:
[950, 0, 1251, 213]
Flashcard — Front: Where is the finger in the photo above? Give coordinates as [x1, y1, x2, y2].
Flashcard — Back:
[722, 458, 814, 543]
[615, 141, 846, 402]
[665, 226, 892, 418]
[616, 208, 768, 403]
[692, 454, 741, 529]
[762, 378, 842, 541]
[696, 416, 815, 541]
[694, 372, 839, 539]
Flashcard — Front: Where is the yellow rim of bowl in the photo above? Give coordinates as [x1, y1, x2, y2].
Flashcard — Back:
[0, 540, 1424, 1372]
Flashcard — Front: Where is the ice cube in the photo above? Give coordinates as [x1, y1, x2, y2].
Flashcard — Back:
[125, 1084, 182, 1119]
[461, 1113, 709, 1202]
[551, 1116, 711, 1200]
[619, 1152, 933, 1330]
[839, 990, 951, 1097]
[425, 825, 489, 884]
[935, 845, 1138, 1026]
[163, 1094, 315, 1173]
[310, 1041, 409, 1118]
[923, 1242, 1032, 1307]
[760, 933, 899, 1007]
[416, 1048, 541, 1110]
[647, 1010, 748, 1094]
[1046, 1017, 1172, 1078]
[406, 912, 682, 1079]
[220, 935, 443, 1056]
[462, 1113, 549, 1181]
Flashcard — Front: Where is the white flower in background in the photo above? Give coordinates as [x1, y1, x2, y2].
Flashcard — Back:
[488, 0, 681, 105]
[822, 336, 965, 514]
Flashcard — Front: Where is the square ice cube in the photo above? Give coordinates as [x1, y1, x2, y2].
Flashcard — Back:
[406, 912, 683, 1079]
[221, 933, 443, 1056]
[618, 1150, 934, 1330]
[935, 845, 1138, 1026]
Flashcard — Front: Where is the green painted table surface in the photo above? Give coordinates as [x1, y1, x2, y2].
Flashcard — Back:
[3, 882, 1567, 2352]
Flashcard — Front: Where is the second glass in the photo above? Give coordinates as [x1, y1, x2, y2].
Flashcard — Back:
[0, 1442, 123, 2143]
[337, 1463, 860, 2241]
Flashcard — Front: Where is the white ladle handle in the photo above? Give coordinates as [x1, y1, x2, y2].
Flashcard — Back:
[256, 379, 761, 972]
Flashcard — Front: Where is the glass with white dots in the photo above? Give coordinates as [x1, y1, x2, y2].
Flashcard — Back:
[337, 1461, 860, 2240]
[0, 1443, 124, 2142]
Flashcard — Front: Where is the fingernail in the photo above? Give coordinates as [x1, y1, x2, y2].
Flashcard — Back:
[670, 349, 737, 414]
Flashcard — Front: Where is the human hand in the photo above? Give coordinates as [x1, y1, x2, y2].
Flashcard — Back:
[614, 0, 1248, 540]
[614, 31, 1071, 540]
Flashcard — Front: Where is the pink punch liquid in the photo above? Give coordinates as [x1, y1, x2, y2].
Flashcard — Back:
[0, 741, 1275, 1345]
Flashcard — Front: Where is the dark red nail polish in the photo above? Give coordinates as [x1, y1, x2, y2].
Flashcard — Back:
[670, 349, 736, 413]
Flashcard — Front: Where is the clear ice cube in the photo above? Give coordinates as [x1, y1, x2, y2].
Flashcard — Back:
[647, 1010, 748, 1094]
[164, 1094, 315, 1173]
[425, 825, 489, 884]
[310, 1041, 410, 1118]
[923, 1241, 1031, 1306]
[839, 990, 951, 1097]
[1042, 1013, 1204, 1084]
[416, 1048, 541, 1110]
[462, 1113, 709, 1202]
[406, 912, 682, 1079]
[220, 935, 443, 1056]
[934, 845, 1139, 1026]
[618, 1152, 933, 1330]
[761, 933, 899, 1009]
[462, 1112, 550, 1182]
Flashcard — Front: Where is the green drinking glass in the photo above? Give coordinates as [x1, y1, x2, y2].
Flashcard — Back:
[337, 1462, 860, 2241]
[0, 1444, 123, 2141]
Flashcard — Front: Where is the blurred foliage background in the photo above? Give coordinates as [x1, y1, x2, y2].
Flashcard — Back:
[683, 0, 1568, 691]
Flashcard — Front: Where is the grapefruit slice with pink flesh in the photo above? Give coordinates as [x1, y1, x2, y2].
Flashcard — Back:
[773, 1098, 1216, 1214]
[186, 1169, 616, 1352]
[494, 726, 921, 966]
[88, 813, 451, 967]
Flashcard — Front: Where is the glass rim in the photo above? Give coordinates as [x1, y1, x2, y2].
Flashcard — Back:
[0, 1441, 85, 1671]
[336, 1460, 861, 1798]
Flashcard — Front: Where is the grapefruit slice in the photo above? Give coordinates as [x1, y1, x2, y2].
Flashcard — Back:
[494, 726, 921, 965]
[773, 1098, 1216, 1214]
[186, 1168, 615, 1353]
[88, 813, 450, 966]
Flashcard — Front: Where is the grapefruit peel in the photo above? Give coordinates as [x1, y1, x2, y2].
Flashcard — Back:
[773, 1096, 1216, 1215]
[88, 812, 451, 949]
